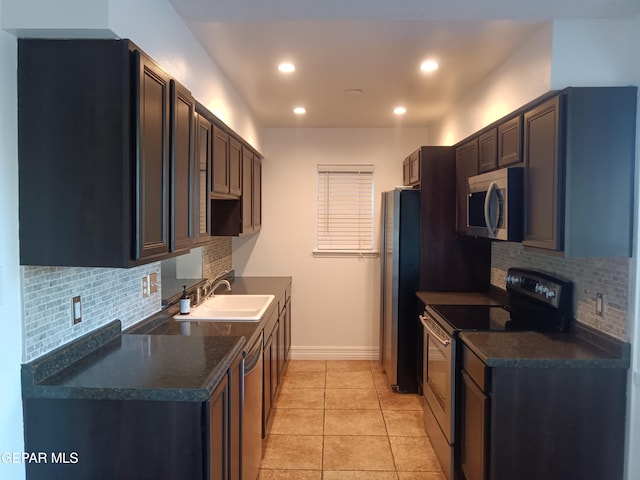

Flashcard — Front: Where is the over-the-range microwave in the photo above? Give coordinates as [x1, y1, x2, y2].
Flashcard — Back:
[466, 167, 523, 241]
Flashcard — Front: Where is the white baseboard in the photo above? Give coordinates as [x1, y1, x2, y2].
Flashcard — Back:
[289, 346, 379, 360]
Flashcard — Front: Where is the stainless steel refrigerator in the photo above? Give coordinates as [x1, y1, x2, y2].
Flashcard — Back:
[380, 188, 420, 393]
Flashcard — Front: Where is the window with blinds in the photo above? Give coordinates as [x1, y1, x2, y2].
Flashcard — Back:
[315, 164, 376, 256]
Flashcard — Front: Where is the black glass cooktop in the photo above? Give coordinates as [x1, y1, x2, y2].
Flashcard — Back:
[426, 304, 562, 335]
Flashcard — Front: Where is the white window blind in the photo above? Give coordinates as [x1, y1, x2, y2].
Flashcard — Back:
[315, 164, 376, 256]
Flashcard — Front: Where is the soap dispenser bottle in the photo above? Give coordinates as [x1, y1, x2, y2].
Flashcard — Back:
[179, 286, 191, 315]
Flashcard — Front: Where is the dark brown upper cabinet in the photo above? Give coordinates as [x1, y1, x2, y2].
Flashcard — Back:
[455, 139, 479, 235]
[194, 112, 213, 245]
[402, 157, 411, 185]
[18, 38, 199, 267]
[497, 115, 522, 167]
[229, 137, 242, 197]
[170, 80, 195, 254]
[478, 128, 497, 173]
[523, 87, 637, 257]
[212, 126, 231, 196]
[403, 150, 421, 186]
[135, 50, 171, 261]
[212, 126, 241, 199]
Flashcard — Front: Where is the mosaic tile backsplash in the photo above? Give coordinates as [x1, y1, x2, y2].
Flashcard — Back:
[491, 242, 630, 340]
[203, 237, 232, 281]
[21, 238, 233, 362]
[22, 263, 162, 362]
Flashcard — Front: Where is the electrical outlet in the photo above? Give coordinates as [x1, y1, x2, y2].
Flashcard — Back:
[72, 296, 82, 325]
[596, 293, 604, 316]
[142, 276, 149, 298]
[149, 272, 158, 294]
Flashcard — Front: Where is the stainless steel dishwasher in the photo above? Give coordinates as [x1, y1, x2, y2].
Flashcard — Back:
[242, 333, 263, 480]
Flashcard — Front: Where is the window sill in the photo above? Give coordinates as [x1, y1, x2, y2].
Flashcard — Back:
[312, 250, 379, 258]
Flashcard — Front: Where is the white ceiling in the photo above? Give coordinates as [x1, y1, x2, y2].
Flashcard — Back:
[169, 0, 640, 128]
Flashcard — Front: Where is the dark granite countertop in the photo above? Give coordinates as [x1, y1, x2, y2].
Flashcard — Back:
[22, 277, 291, 403]
[129, 276, 292, 349]
[460, 330, 630, 369]
[23, 327, 244, 402]
[416, 287, 509, 306]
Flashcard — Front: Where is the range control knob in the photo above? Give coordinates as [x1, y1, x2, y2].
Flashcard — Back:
[505, 274, 520, 285]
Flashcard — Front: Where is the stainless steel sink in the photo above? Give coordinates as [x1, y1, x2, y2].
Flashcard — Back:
[173, 294, 275, 322]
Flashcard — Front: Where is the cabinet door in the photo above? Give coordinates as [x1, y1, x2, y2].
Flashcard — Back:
[135, 51, 171, 260]
[195, 115, 212, 244]
[270, 321, 280, 400]
[241, 147, 254, 234]
[252, 156, 262, 230]
[262, 332, 274, 438]
[284, 298, 291, 363]
[523, 96, 562, 251]
[229, 352, 242, 480]
[278, 312, 286, 385]
[478, 129, 497, 173]
[498, 116, 522, 167]
[456, 139, 479, 234]
[229, 137, 242, 197]
[460, 371, 488, 480]
[170, 80, 195, 252]
[409, 150, 420, 185]
[209, 374, 229, 480]
[402, 158, 411, 185]
[213, 126, 230, 195]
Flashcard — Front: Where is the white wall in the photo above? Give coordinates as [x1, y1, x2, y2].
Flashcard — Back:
[233, 128, 429, 358]
[430, 22, 553, 146]
[0, 4, 25, 478]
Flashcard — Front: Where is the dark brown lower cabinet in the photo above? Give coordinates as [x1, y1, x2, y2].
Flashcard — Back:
[459, 344, 627, 480]
[263, 315, 280, 438]
[460, 371, 487, 480]
[262, 295, 291, 440]
[229, 351, 243, 480]
[209, 373, 229, 480]
[23, 350, 242, 480]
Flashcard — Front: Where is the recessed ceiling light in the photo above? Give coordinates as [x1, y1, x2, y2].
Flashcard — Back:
[278, 62, 296, 73]
[420, 60, 439, 72]
[293, 107, 306, 115]
[344, 88, 363, 96]
[393, 106, 407, 115]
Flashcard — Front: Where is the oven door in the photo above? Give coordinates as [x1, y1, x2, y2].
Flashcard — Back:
[420, 311, 454, 443]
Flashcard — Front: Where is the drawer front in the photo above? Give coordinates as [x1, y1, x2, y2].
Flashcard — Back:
[463, 345, 488, 391]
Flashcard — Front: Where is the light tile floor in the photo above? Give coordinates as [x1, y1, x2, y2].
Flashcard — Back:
[258, 360, 445, 480]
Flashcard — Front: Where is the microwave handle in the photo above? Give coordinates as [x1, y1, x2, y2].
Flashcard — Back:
[484, 181, 499, 237]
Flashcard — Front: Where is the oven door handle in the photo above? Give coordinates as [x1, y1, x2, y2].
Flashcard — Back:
[419, 314, 451, 347]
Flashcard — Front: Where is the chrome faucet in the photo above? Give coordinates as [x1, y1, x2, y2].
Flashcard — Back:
[209, 278, 231, 297]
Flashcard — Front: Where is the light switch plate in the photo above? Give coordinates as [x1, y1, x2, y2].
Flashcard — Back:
[149, 272, 158, 294]
[142, 276, 149, 298]
[72, 296, 82, 325]
[596, 293, 604, 316]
